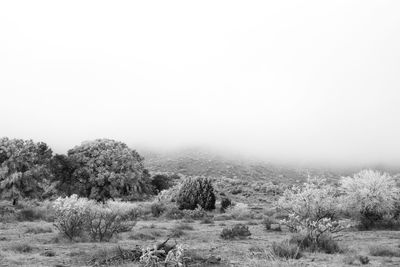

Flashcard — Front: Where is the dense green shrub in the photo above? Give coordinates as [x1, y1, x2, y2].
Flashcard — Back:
[151, 174, 176, 193]
[67, 139, 152, 202]
[220, 197, 232, 212]
[0, 137, 52, 205]
[177, 177, 216, 210]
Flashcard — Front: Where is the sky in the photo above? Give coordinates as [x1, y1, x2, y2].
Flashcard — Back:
[1, 1, 400, 167]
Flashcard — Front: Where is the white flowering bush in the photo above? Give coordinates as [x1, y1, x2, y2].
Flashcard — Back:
[86, 201, 137, 241]
[54, 195, 138, 241]
[278, 177, 339, 221]
[53, 194, 92, 240]
[340, 169, 400, 229]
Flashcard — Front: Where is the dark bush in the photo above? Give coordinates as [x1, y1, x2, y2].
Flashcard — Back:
[220, 223, 251, 239]
[177, 177, 216, 211]
[151, 174, 175, 194]
[220, 197, 232, 212]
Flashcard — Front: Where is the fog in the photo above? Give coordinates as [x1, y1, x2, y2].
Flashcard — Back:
[1, 1, 400, 167]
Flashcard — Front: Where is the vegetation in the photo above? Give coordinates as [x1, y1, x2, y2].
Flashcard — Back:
[220, 223, 251, 239]
[176, 176, 216, 210]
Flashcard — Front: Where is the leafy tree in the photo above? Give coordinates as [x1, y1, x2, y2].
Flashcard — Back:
[177, 176, 216, 210]
[151, 174, 176, 194]
[0, 137, 52, 205]
[49, 154, 78, 196]
[67, 139, 151, 202]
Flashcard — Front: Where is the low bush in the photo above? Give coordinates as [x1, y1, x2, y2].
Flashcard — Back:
[289, 232, 341, 254]
[53, 195, 91, 241]
[8, 243, 36, 253]
[271, 240, 302, 259]
[220, 223, 251, 239]
[182, 206, 208, 220]
[53, 195, 137, 242]
[164, 206, 185, 220]
[85, 203, 137, 242]
[220, 197, 232, 212]
[150, 201, 167, 217]
[225, 203, 253, 220]
[262, 216, 276, 231]
[369, 245, 400, 257]
[25, 225, 53, 234]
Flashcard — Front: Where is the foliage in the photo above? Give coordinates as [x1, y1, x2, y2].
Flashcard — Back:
[150, 201, 167, 217]
[271, 240, 302, 259]
[164, 206, 185, 220]
[278, 177, 339, 221]
[68, 139, 152, 202]
[85, 201, 137, 241]
[156, 184, 181, 203]
[225, 203, 253, 220]
[220, 197, 232, 212]
[177, 176, 216, 210]
[369, 245, 400, 257]
[0, 137, 52, 204]
[262, 216, 278, 231]
[49, 154, 77, 196]
[182, 205, 208, 220]
[220, 223, 251, 239]
[53, 194, 91, 240]
[150, 174, 176, 194]
[340, 170, 400, 229]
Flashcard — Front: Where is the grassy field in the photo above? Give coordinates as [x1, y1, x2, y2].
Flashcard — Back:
[2, 215, 400, 266]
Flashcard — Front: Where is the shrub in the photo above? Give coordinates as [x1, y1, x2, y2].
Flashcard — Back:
[164, 206, 185, 220]
[151, 174, 175, 193]
[341, 170, 400, 229]
[85, 202, 137, 242]
[220, 197, 232, 212]
[182, 206, 208, 220]
[271, 240, 302, 259]
[157, 184, 181, 203]
[150, 201, 166, 217]
[278, 177, 339, 221]
[177, 177, 216, 210]
[225, 203, 252, 220]
[262, 217, 275, 230]
[25, 225, 53, 234]
[369, 245, 400, 257]
[53, 195, 91, 240]
[67, 139, 152, 202]
[220, 223, 251, 239]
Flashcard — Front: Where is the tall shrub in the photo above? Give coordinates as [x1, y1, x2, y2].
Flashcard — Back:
[177, 177, 216, 210]
[340, 169, 399, 229]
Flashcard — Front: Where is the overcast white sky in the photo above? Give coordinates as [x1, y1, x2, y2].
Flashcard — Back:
[1, 1, 400, 166]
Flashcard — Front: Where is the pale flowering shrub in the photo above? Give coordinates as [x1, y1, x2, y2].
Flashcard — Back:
[225, 203, 253, 220]
[278, 177, 340, 221]
[86, 201, 137, 241]
[53, 194, 93, 240]
[340, 169, 400, 229]
[54, 195, 138, 241]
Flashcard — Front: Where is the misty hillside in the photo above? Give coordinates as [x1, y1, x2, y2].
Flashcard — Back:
[140, 147, 341, 184]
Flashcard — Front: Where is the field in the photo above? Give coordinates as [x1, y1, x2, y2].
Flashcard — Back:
[2, 205, 400, 267]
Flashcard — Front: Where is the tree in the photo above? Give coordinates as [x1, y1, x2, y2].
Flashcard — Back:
[0, 137, 52, 205]
[49, 154, 78, 196]
[67, 139, 151, 202]
[177, 176, 216, 210]
[340, 169, 399, 229]
[151, 174, 176, 194]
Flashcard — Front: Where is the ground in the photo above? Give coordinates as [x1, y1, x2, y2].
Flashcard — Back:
[1, 217, 400, 267]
